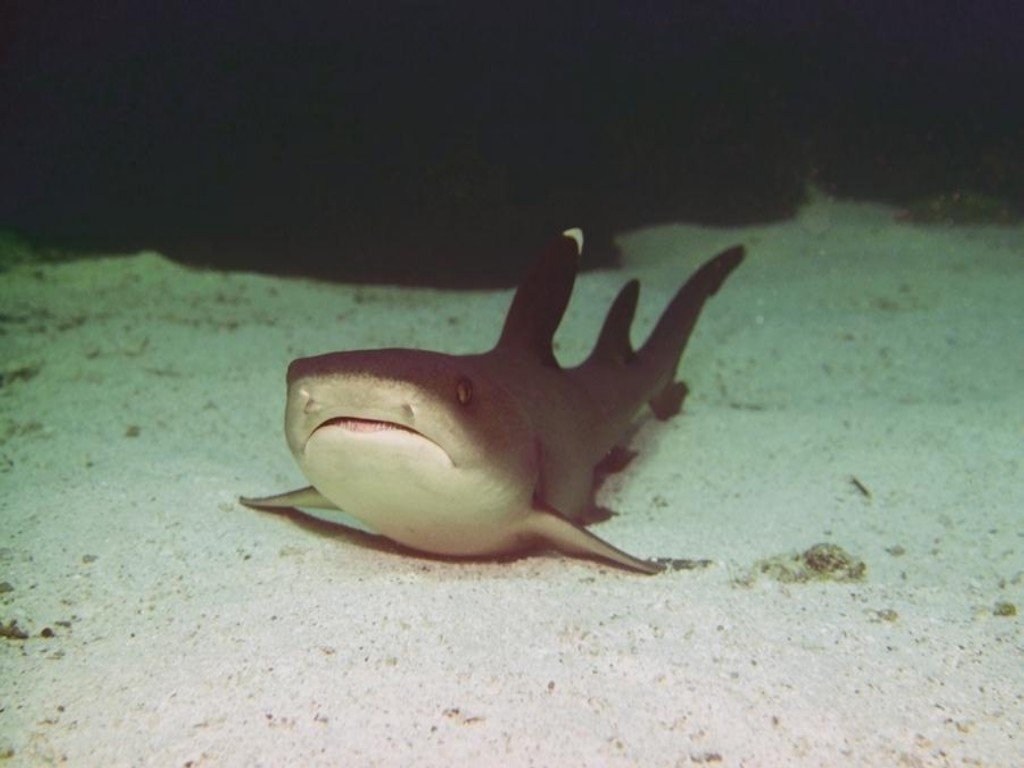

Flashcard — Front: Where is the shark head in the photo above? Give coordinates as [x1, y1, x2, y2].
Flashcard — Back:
[283, 348, 539, 553]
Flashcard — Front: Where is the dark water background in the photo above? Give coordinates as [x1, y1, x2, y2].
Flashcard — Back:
[2, 1, 1021, 285]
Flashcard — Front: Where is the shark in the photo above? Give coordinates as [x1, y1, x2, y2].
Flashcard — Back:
[241, 229, 744, 574]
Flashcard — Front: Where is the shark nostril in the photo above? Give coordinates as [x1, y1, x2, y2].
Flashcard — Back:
[401, 403, 415, 421]
[301, 390, 321, 414]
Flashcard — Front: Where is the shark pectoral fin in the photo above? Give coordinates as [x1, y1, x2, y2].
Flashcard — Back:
[525, 508, 664, 575]
[239, 486, 339, 511]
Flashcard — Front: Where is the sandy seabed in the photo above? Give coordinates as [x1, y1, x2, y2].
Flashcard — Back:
[1, 198, 1021, 766]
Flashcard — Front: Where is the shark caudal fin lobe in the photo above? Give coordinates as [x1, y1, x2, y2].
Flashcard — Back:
[639, 245, 745, 418]
[495, 229, 583, 367]
[585, 279, 640, 366]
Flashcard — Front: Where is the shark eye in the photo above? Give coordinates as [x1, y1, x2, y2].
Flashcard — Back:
[455, 376, 473, 406]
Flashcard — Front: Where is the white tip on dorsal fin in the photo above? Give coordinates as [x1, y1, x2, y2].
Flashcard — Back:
[562, 228, 584, 254]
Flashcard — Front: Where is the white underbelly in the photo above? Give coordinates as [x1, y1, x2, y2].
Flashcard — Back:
[298, 432, 530, 556]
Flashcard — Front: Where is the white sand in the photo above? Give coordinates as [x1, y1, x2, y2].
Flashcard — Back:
[1, 198, 1021, 766]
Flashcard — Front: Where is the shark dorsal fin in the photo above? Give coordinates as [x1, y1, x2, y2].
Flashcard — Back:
[496, 229, 583, 366]
[586, 279, 639, 367]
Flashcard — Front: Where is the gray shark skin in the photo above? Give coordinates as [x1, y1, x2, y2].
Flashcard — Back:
[242, 229, 744, 574]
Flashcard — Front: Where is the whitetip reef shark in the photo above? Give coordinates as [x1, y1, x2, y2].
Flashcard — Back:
[241, 229, 743, 574]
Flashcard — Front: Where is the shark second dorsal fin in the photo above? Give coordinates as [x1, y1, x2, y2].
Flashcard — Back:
[495, 229, 583, 367]
[586, 279, 639, 367]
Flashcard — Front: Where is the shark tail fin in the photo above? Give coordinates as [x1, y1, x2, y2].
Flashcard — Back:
[585, 279, 639, 367]
[638, 244, 745, 396]
[495, 228, 583, 367]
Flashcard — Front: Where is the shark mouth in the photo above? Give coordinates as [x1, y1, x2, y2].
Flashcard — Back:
[310, 415, 454, 466]
[314, 416, 419, 436]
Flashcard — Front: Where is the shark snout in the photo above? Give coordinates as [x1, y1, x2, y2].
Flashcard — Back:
[287, 354, 337, 385]
[287, 377, 421, 439]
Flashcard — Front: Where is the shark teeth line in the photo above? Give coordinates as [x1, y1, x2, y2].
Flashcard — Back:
[315, 416, 418, 435]
[310, 414, 455, 467]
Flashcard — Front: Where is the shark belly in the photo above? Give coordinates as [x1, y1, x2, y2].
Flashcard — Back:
[297, 426, 531, 556]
